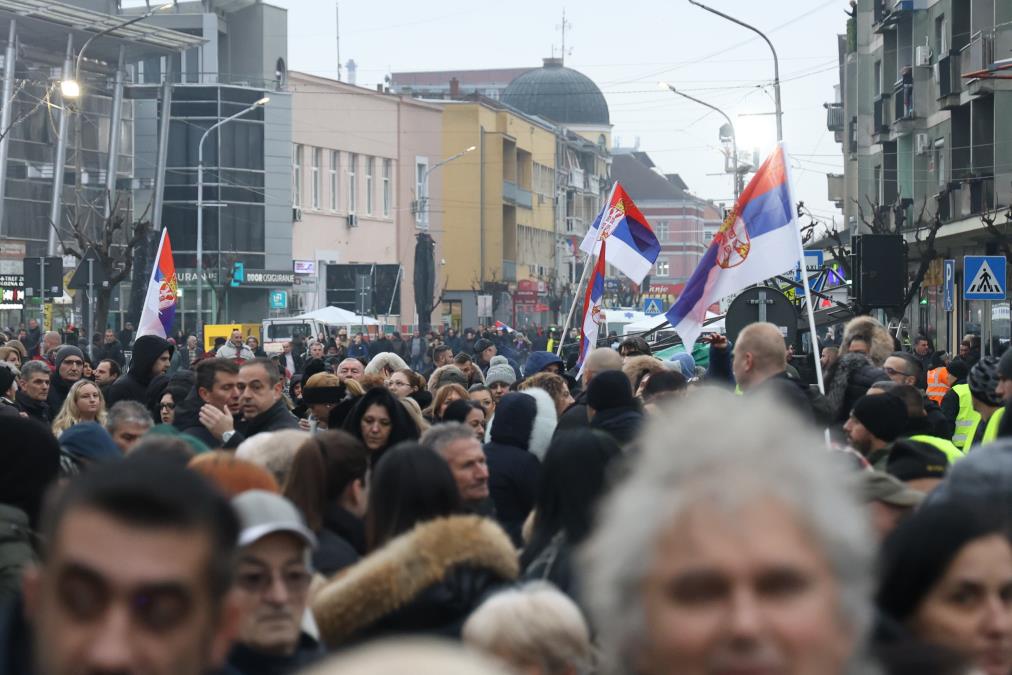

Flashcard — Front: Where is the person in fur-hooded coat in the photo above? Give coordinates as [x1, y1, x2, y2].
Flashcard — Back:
[363, 352, 409, 379]
[481, 388, 556, 546]
[311, 515, 518, 648]
[824, 316, 891, 424]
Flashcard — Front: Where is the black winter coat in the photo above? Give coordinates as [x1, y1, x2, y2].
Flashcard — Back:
[105, 335, 173, 407]
[590, 406, 644, 445]
[312, 504, 366, 577]
[224, 400, 301, 448]
[14, 391, 48, 426]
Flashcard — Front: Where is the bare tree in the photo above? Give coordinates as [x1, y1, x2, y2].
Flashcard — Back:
[797, 195, 944, 319]
[979, 206, 1012, 261]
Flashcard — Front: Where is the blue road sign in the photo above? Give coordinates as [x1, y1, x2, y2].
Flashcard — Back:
[269, 290, 288, 310]
[943, 259, 955, 312]
[642, 297, 664, 316]
[963, 256, 1006, 301]
[794, 250, 824, 282]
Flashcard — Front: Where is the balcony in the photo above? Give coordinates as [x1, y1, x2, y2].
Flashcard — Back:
[891, 75, 915, 134]
[516, 186, 532, 209]
[962, 30, 994, 97]
[827, 174, 845, 207]
[935, 51, 961, 108]
[503, 180, 517, 205]
[825, 103, 844, 133]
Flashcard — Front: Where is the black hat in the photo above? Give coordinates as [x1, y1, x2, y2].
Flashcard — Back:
[0, 363, 16, 394]
[473, 338, 494, 355]
[947, 358, 969, 381]
[852, 394, 908, 442]
[999, 348, 1012, 380]
[586, 370, 635, 412]
[886, 439, 949, 482]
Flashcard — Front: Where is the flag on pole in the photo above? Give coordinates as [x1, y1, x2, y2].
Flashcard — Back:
[577, 241, 608, 372]
[137, 228, 178, 339]
[665, 143, 801, 348]
[580, 183, 660, 285]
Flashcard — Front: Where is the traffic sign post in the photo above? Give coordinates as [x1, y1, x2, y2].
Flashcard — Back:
[642, 297, 664, 316]
[943, 259, 955, 312]
[964, 256, 1007, 356]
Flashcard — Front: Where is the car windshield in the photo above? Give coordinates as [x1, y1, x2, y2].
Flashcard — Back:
[265, 322, 314, 341]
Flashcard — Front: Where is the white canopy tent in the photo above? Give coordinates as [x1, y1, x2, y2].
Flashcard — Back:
[293, 306, 382, 326]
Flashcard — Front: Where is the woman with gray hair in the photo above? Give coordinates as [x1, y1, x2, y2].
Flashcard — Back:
[580, 389, 877, 675]
[463, 581, 594, 675]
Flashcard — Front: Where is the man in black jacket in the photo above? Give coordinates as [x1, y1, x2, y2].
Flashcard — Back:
[198, 358, 299, 448]
[556, 347, 623, 434]
[46, 346, 85, 413]
[93, 329, 126, 366]
[587, 370, 644, 446]
[105, 334, 173, 407]
[175, 358, 241, 447]
[733, 322, 815, 421]
[15, 360, 51, 425]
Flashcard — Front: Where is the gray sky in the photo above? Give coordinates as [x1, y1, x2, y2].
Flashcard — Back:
[273, 0, 846, 225]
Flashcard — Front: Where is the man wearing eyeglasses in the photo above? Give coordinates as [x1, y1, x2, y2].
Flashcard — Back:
[883, 352, 921, 388]
[228, 490, 321, 674]
[47, 346, 86, 413]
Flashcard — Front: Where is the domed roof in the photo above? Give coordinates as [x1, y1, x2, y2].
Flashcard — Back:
[501, 58, 610, 126]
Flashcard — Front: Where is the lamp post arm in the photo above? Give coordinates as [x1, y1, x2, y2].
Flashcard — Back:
[663, 84, 739, 203]
[687, 0, 783, 141]
[74, 7, 163, 85]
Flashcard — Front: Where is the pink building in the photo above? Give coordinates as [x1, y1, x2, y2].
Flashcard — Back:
[289, 72, 444, 328]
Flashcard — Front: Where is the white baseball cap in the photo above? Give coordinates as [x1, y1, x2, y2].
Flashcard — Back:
[232, 490, 317, 549]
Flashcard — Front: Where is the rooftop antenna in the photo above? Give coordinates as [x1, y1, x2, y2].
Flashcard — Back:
[556, 8, 572, 63]
[335, 2, 342, 81]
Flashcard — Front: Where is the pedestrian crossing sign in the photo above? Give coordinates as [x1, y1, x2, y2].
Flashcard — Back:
[642, 297, 664, 316]
[963, 256, 1006, 301]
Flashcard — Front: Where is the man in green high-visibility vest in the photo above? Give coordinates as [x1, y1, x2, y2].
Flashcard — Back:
[951, 356, 1005, 450]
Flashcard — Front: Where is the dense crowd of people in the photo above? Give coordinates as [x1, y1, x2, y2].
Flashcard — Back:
[1, 313, 1012, 675]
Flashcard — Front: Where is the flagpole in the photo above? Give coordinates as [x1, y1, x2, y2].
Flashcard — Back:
[783, 142, 825, 394]
[556, 250, 595, 357]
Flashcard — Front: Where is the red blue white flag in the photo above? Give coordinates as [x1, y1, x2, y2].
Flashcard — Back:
[577, 241, 608, 373]
[665, 143, 801, 348]
[494, 320, 514, 333]
[580, 183, 660, 285]
[137, 228, 178, 339]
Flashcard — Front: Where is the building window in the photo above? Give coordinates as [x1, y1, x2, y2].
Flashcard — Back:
[655, 258, 669, 277]
[415, 158, 429, 227]
[655, 220, 668, 241]
[348, 153, 357, 213]
[292, 144, 302, 207]
[365, 156, 374, 214]
[382, 158, 391, 217]
[934, 139, 946, 189]
[311, 148, 321, 209]
[329, 150, 339, 211]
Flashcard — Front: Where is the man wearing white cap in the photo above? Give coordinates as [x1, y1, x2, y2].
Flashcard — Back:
[228, 490, 321, 675]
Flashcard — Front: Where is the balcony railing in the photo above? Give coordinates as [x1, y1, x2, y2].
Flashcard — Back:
[825, 103, 844, 132]
[935, 52, 960, 99]
[964, 30, 994, 77]
[503, 180, 517, 204]
[893, 77, 914, 122]
[873, 96, 890, 135]
[516, 186, 532, 209]
[502, 259, 516, 282]
[827, 173, 845, 205]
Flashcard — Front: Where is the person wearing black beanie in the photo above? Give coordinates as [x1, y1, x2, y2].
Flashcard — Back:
[586, 369, 643, 446]
[844, 393, 907, 469]
[876, 499, 1012, 675]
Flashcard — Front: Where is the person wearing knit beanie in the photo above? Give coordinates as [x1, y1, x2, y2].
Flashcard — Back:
[586, 370, 644, 445]
[485, 355, 516, 404]
[997, 349, 1012, 404]
[48, 345, 85, 413]
[968, 355, 1003, 407]
[844, 394, 908, 467]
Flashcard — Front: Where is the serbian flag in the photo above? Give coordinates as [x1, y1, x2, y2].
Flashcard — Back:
[494, 320, 514, 333]
[580, 183, 660, 285]
[137, 228, 178, 338]
[577, 242, 608, 373]
[665, 143, 801, 348]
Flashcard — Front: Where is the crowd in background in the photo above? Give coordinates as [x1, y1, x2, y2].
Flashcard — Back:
[1, 312, 1012, 675]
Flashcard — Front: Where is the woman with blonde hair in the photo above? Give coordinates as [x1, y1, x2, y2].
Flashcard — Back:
[423, 383, 468, 423]
[51, 379, 107, 436]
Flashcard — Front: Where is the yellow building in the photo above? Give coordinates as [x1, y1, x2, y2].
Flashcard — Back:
[438, 99, 558, 327]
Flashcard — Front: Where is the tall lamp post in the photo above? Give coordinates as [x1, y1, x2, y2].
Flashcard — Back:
[417, 145, 476, 226]
[660, 82, 740, 203]
[196, 97, 270, 340]
[687, 0, 783, 142]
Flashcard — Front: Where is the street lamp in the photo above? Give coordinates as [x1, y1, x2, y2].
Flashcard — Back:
[417, 145, 475, 227]
[659, 81, 740, 203]
[195, 96, 270, 339]
[61, 2, 174, 99]
[687, 0, 783, 142]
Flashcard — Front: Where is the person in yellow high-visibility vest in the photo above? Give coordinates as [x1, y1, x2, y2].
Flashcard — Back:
[885, 439, 949, 494]
[880, 383, 964, 464]
[951, 356, 1005, 451]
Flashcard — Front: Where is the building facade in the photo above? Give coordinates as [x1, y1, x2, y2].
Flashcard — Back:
[828, 0, 1012, 351]
[288, 71, 443, 328]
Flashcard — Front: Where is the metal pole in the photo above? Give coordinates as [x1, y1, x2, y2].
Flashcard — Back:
[663, 83, 739, 203]
[151, 80, 172, 231]
[87, 257, 94, 361]
[38, 258, 44, 329]
[103, 45, 125, 219]
[195, 98, 269, 340]
[0, 20, 17, 234]
[555, 247, 595, 356]
[48, 35, 73, 256]
[688, 0, 783, 141]
[479, 125, 485, 286]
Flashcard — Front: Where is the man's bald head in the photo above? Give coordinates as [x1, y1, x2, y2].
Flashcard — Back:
[732, 322, 789, 390]
[583, 348, 623, 385]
